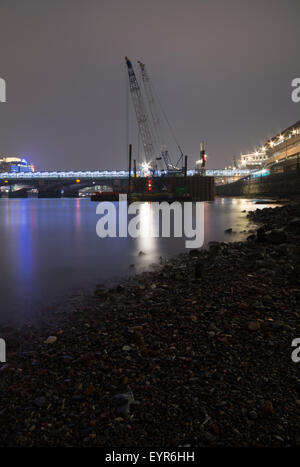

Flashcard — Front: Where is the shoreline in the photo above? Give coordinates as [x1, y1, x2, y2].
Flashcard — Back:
[0, 196, 272, 328]
[0, 202, 300, 446]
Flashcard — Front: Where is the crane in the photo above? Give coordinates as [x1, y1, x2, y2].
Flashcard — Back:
[137, 61, 169, 167]
[125, 57, 156, 167]
[137, 61, 183, 172]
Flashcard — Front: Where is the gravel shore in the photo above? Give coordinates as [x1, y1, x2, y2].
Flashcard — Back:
[1, 203, 300, 447]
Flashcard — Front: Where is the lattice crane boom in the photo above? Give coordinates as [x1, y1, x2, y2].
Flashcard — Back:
[138, 61, 181, 172]
[138, 61, 163, 149]
[125, 57, 155, 165]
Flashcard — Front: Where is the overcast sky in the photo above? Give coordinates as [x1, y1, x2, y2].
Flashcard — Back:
[0, 0, 299, 171]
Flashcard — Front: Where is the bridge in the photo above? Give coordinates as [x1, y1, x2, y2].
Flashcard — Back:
[0, 168, 253, 197]
[0, 170, 130, 197]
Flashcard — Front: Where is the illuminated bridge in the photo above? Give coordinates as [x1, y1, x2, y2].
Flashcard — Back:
[0, 168, 253, 197]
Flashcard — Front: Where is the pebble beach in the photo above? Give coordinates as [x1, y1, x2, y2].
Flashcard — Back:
[1, 202, 300, 447]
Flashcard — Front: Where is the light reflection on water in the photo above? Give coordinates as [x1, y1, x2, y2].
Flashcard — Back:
[0, 197, 279, 324]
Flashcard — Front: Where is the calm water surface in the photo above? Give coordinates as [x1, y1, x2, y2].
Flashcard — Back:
[0, 197, 279, 324]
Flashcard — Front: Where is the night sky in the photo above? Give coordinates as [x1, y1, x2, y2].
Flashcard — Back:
[0, 0, 299, 171]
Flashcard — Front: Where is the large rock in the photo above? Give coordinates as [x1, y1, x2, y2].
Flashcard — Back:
[265, 229, 288, 244]
[285, 217, 300, 233]
[112, 389, 134, 418]
[44, 336, 57, 345]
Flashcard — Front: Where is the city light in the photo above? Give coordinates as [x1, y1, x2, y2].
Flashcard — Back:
[141, 161, 152, 176]
[141, 162, 151, 171]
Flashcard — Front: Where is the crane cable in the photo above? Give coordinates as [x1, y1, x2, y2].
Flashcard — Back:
[151, 84, 185, 167]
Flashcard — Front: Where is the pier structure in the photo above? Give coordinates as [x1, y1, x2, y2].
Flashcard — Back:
[217, 120, 300, 197]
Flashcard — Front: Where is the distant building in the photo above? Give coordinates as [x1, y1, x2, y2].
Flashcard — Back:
[239, 151, 268, 170]
[264, 120, 300, 172]
[0, 156, 34, 173]
[237, 119, 300, 171]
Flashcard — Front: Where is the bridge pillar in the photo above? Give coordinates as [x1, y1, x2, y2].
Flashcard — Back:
[9, 188, 29, 198]
[38, 189, 62, 198]
[62, 190, 80, 198]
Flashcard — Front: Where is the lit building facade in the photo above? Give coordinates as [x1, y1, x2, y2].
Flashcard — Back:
[237, 120, 300, 172]
[264, 120, 300, 173]
[239, 151, 268, 169]
[0, 157, 35, 173]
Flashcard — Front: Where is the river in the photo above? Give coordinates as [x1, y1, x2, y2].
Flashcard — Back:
[0, 197, 279, 324]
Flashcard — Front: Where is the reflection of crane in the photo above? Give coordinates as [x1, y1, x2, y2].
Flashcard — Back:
[125, 57, 184, 173]
[125, 57, 155, 165]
